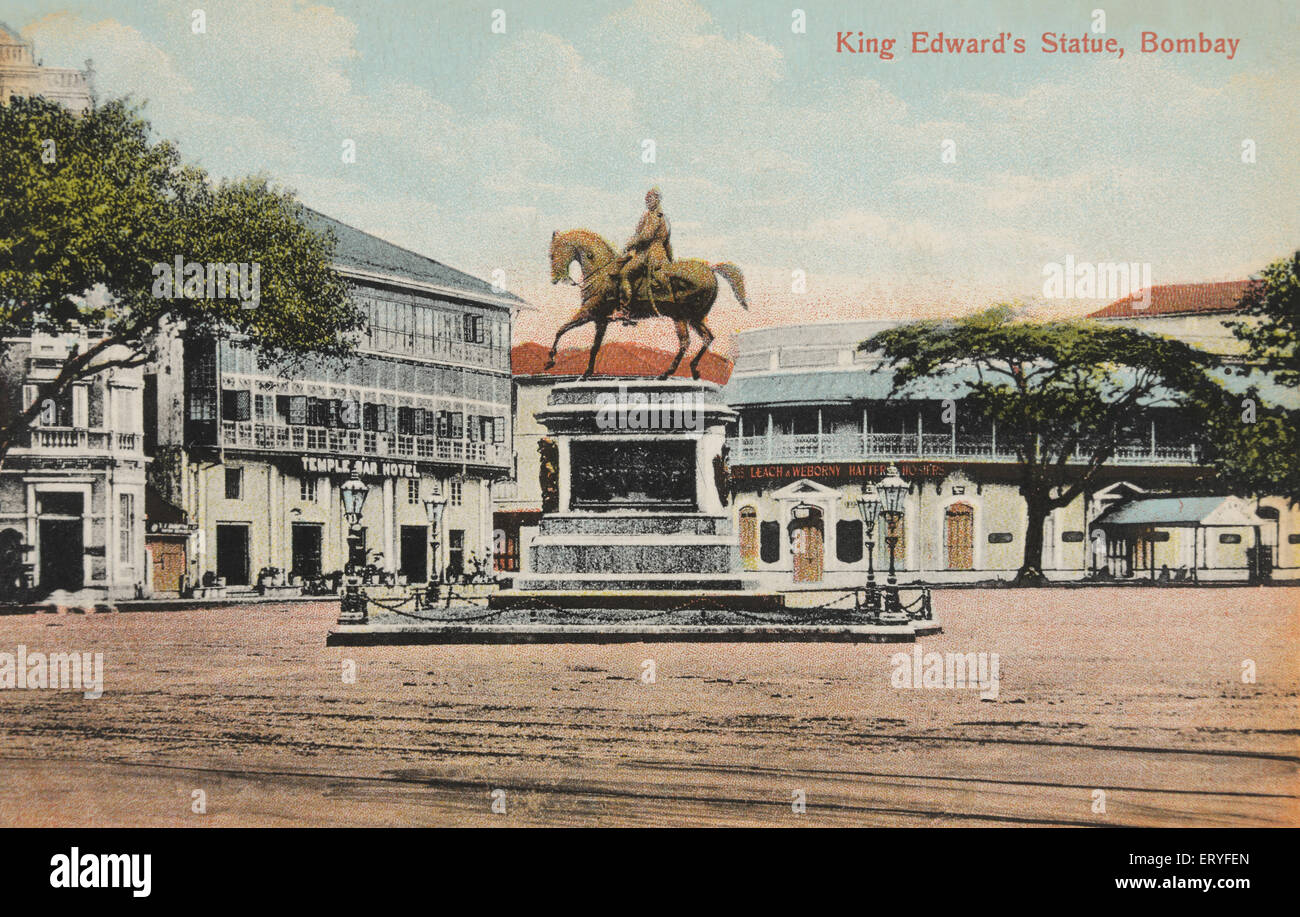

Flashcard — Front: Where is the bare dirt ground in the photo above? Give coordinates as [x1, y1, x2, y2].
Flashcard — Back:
[0, 587, 1296, 827]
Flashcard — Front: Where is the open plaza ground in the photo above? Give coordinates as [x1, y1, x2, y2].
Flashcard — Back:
[0, 586, 1295, 827]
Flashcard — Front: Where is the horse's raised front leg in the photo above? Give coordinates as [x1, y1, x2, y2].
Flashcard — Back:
[544, 312, 591, 370]
[689, 318, 715, 380]
[580, 320, 609, 380]
[658, 320, 690, 380]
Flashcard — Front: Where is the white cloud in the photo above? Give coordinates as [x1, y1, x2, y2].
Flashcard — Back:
[17, 0, 1298, 348]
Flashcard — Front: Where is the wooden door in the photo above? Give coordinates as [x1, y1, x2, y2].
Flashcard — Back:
[945, 503, 974, 570]
[791, 509, 824, 583]
[738, 507, 758, 570]
[150, 539, 187, 593]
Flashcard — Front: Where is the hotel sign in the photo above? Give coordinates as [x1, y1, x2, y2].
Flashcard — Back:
[300, 455, 419, 479]
[730, 461, 948, 483]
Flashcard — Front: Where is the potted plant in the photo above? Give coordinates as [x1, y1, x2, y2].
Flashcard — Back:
[257, 566, 282, 592]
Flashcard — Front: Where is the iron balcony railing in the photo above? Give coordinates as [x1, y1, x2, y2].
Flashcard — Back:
[221, 421, 508, 466]
[727, 432, 1200, 466]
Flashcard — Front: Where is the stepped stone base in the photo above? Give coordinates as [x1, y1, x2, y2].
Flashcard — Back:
[531, 542, 734, 576]
[530, 513, 737, 577]
[328, 622, 917, 645]
[490, 588, 785, 611]
[537, 513, 731, 537]
[508, 378, 770, 618]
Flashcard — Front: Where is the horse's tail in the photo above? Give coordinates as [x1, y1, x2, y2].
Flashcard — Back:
[710, 262, 748, 310]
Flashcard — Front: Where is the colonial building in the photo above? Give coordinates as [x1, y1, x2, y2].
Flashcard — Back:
[0, 28, 140, 602]
[148, 210, 523, 593]
[493, 342, 732, 574]
[0, 24, 92, 112]
[723, 290, 1297, 587]
[1086, 280, 1255, 355]
[0, 333, 147, 601]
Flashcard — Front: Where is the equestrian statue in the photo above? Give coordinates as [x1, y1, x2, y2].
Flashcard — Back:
[545, 187, 748, 380]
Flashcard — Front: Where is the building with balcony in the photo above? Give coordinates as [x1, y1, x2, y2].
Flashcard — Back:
[0, 332, 146, 600]
[724, 311, 1298, 587]
[148, 209, 524, 593]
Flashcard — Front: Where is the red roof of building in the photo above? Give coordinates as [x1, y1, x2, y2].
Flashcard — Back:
[1087, 280, 1256, 320]
[512, 341, 733, 384]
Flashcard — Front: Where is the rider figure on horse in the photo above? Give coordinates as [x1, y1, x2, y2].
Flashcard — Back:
[611, 187, 673, 323]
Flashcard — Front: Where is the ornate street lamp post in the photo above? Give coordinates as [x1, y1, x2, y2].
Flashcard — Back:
[423, 490, 447, 605]
[855, 484, 881, 585]
[337, 473, 370, 625]
[855, 485, 882, 618]
[878, 464, 908, 584]
[877, 463, 909, 620]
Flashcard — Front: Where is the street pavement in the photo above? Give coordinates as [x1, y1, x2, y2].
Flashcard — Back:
[0, 587, 1295, 826]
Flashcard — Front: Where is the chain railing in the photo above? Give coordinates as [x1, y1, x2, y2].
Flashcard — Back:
[339, 583, 932, 628]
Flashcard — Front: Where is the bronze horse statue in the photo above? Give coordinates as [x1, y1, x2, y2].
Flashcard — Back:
[545, 228, 748, 380]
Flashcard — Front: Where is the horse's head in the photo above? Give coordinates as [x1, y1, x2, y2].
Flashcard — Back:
[549, 228, 615, 285]
[549, 230, 574, 285]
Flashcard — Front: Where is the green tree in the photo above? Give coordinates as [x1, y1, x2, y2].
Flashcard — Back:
[1231, 251, 1299, 386]
[0, 95, 362, 461]
[859, 304, 1218, 583]
[1202, 396, 1300, 502]
[1204, 252, 1300, 501]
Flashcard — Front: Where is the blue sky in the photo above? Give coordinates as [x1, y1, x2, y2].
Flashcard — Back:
[8, 0, 1298, 351]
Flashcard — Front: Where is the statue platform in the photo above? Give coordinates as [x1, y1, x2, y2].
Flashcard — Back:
[490, 378, 781, 609]
[325, 377, 940, 643]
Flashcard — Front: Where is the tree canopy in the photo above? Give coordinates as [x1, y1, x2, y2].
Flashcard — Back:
[1230, 251, 1299, 387]
[859, 303, 1220, 581]
[1204, 251, 1300, 501]
[0, 95, 363, 459]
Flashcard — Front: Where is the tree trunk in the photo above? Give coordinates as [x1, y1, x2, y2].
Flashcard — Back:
[1016, 491, 1049, 584]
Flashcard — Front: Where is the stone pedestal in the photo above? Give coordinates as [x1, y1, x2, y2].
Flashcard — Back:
[494, 379, 780, 610]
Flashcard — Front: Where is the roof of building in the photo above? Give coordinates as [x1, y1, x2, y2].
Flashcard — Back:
[145, 483, 187, 525]
[1088, 281, 1255, 320]
[1095, 496, 1261, 527]
[300, 208, 525, 308]
[733, 319, 902, 352]
[725, 366, 981, 406]
[512, 341, 733, 384]
[0, 23, 27, 48]
[723, 362, 1298, 410]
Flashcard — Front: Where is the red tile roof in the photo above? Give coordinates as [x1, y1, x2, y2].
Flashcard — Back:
[512, 341, 733, 384]
[1088, 280, 1256, 320]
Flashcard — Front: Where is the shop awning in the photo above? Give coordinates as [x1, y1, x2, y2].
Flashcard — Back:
[145, 484, 187, 525]
[1094, 496, 1263, 527]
